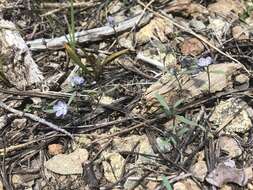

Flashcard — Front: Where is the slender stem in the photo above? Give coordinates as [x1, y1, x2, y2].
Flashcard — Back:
[174, 74, 182, 91]
[206, 66, 211, 93]
[112, 26, 120, 47]
[172, 116, 176, 134]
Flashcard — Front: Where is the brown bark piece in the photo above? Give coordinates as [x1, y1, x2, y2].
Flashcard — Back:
[0, 20, 43, 89]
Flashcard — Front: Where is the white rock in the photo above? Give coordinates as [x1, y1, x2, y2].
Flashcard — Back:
[45, 149, 88, 175]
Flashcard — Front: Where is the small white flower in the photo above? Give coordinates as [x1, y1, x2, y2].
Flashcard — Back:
[70, 76, 85, 87]
[107, 16, 115, 27]
[197, 56, 212, 67]
[53, 101, 68, 117]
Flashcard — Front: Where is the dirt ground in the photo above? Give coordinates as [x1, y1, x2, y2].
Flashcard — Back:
[1, 0, 253, 189]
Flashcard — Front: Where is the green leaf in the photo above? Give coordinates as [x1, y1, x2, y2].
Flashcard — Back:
[43, 109, 55, 114]
[176, 115, 198, 126]
[157, 137, 171, 152]
[154, 93, 172, 116]
[68, 91, 76, 106]
[169, 136, 177, 146]
[162, 175, 173, 190]
[173, 98, 184, 109]
[177, 127, 189, 137]
[66, 0, 76, 48]
[176, 115, 205, 131]
[64, 43, 88, 74]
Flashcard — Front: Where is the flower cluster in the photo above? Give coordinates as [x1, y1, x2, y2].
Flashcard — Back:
[197, 56, 213, 67]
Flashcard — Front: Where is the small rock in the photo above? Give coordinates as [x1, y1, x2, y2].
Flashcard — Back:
[206, 161, 251, 187]
[129, 4, 143, 15]
[190, 19, 206, 31]
[113, 135, 150, 153]
[0, 180, 2, 190]
[235, 74, 249, 84]
[75, 134, 92, 147]
[99, 95, 114, 105]
[12, 118, 27, 129]
[124, 178, 139, 190]
[218, 136, 242, 158]
[180, 38, 204, 56]
[102, 152, 125, 183]
[146, 181, 159, 190]
[173, 179, 201, 190]
[0, 115, 7, 130]
[248, 182, 253, 190]
[187, 3, 209, 18]
[108, 1, 123, 14]
[48, 144, 64, 156]
[156, 137, 172, 153]
[12, 175, 23, 189]
[210, 98, 252, 134]
[190, 160, 208, 182]
[208, 0, 245, 17]
[119, 35, 134, 50]
[208, 18, 229, 40]
[45, 149, 88, 175]
[220, 185, 233, 190]
[232, 26, 249, 40]
[136, 17, 173, 44]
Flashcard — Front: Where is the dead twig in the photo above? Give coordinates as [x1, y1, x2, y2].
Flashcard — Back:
[0, 88, 89, 100]
[27, 13, 153, 50]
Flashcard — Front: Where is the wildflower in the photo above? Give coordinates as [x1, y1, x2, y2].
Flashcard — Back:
[70, 76, 85, 87]
[197, 56, 213, 93]
[170, 68, 182, 91]
[197, 56, 212, 67]
[170, 68, 177, 76]
[107, 15, 115, 27]
[53, 101, 68, 117]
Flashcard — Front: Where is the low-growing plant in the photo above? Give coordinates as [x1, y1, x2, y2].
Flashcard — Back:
[155, 93, 205, 133]
[162, 175, 173, 190]
[64, 2, 129, 79]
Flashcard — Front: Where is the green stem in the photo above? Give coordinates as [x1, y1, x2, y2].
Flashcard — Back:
[207, 66, 211, 93]
[174, 74, 182, 92]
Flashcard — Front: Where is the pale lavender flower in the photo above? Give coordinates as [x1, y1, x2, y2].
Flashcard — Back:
[53, 101, 68, 117]
[70, 76, 85, 87]
[107, 16, 115, 27]
[197, 56, 213, 67]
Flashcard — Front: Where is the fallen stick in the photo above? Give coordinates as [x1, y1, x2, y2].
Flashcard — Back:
[27, 13, 153, 51]
[0, 101, 73, 139]
[136, 52, 164, 70]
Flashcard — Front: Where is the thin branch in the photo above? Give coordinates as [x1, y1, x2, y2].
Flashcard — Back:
[27, 13, 153, 51]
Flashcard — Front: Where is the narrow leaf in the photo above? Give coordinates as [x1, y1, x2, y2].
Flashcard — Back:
[162, 175, 173, 190]
[173, 98, 184, 109]
[176, 115, 205, 131]
[64, 43, 88, 73]
[68, 91, 76, 106]
[102, 49, 129, 65]
[154, 93, 172, 116]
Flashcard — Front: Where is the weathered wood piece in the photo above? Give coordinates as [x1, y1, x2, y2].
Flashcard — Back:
[27, 13, 153, 51]
[0, 20, 44, 89]
[139, 63, 249, 113]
